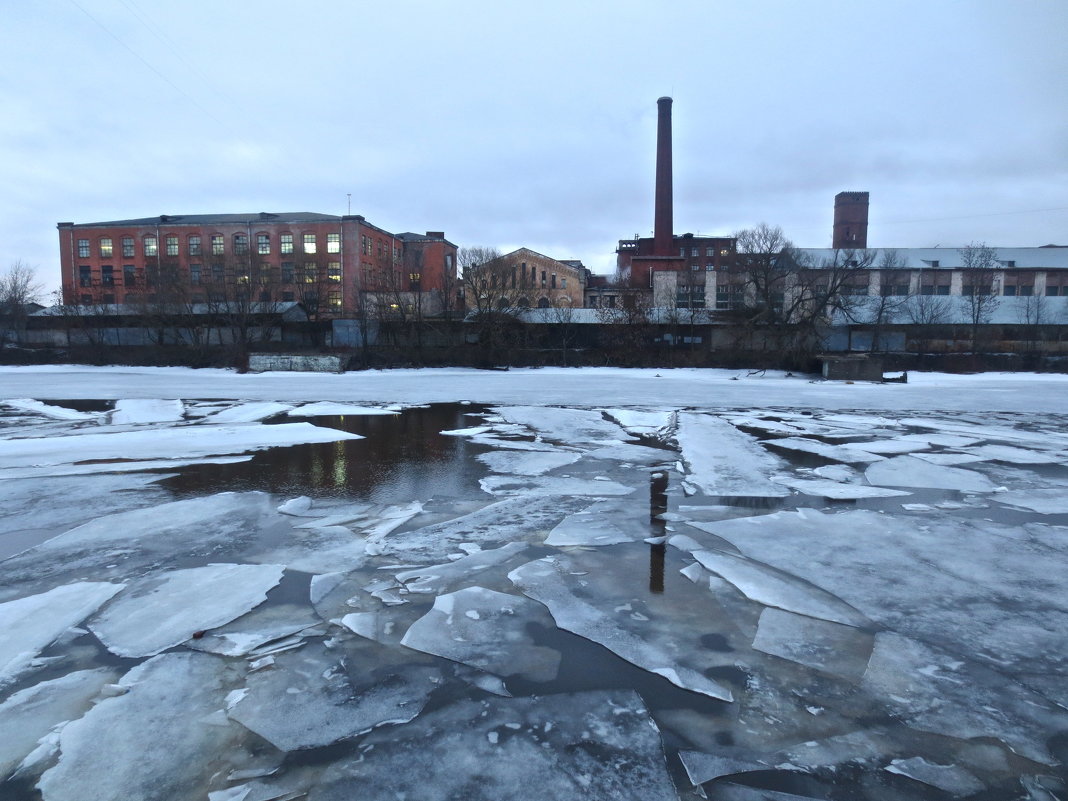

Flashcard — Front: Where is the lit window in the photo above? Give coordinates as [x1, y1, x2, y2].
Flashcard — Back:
[143, 236, 157, 256]
[328, 262, 341, 282]
[188, 235, 201, 256]
[122, 236, 134, 257]
[166, 235, 178, 256]
[327, 233, 340, 253]
[302, 262, 317, 282]
[100, 238, 113, 257]
[211, 235, 224, 255]
[280, 234, 293, 254]
[257, 234, 270, 255]
[77, 239, 90, 258]
[328, 290, 342, 309]
[720, 249, 730, 256]
[234, 234, 248, 255]
[303, 233, 316, 254]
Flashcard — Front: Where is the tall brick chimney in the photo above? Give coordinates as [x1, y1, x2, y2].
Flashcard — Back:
[653, 97, 673, 257]
[832, 191, 869, 249]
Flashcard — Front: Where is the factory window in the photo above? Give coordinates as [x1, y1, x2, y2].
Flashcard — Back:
[188, 235, 201, 256]
[691, 263, 700, 271]
[280, 234, 293, 254]
[190, 264, 201, 284]
[303, 233, 316, 254]
[123, 265, 136, 285]
[211, 235, 224, 255]
[234, 234, 248, 255]
[551, 273, 557, 289]
[302, 262, 317, 282]
[327, 233, 341, 253]
[936, 285, 950, 295]
[101, 265, 114, 286]
[79, 265, 92, 287]
[143, 236, 157, 256]
[122, 236, 135, 257]
[99, 238, 113, 258]
[1047, 286, 1060, 297]
[705, 264, 715, 271]
[328, 291, 342, 309]
[1019, 285, 1033, 296]
[328, 262, 342, 281]
[80, 294, 92, 305]
[282, 262, 294, 283]
[212, 263, 224, 282]
[257, 234, 271, 255]
[166, 235, 178, 256]
[930, 260, 939, 268]
[679, 247, 686, 257]
[691, 247, 698, 257]
[541, 271, 547, 287]
[561, 278, 567, 289]
[77, 239, 90, 258]
[1003, 285, 1016, 296]
[921, 285, 935, 296]
[706, 247, 715, 257]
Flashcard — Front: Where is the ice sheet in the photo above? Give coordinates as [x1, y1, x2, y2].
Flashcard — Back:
[769, 476, 910, 499]
[491, 405, 635, 445]
[110, 398, 184, 424]
[89, 563, 284, 657]
[864, 455, 996, 491]
[0, 668, 117, 780]
[677, 748, 769, 787]
[544, 499, 652, 546]
[0, 422, 362, 474]
[959, 443, 1065, 464]
[884, 756, 984, 796]
[602, 408, 674, 437]
[206, 402, 293, 422]
[477, 449, 581, 475]
[1, 399, 100, 421]
[509, 555, 734, 701]
[250, 524, 367, 575]
[310, 690, 678, 801]
[676, 413, 791, 497]
[400, 587, 561, 681]
[995, 489, 1068, 514]
[37, 652, 237, 801]
[751, 607, 874, 680]
[762, 437, 886, 464]
[288, 402, 398, 416]
[0, 582, 124, 685]
[394, 542, 529, 595]
[185, 603, 321, 657]
[228, 643, 440, 751]
[480, 474, 636, 496]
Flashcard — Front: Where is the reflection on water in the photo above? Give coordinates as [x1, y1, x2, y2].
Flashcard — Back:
[648, 470, 668, 594]
[164, 404, 490, 505]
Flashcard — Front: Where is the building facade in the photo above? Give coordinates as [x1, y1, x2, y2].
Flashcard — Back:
[57, 212, 457, 318]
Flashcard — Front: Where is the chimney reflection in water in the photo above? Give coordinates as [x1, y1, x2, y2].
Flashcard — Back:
[648, 470, 668, 593]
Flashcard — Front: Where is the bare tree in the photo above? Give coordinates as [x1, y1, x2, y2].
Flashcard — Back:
[459, 247, 529, 363]
[957, 242, 1001, 352]
[854, 248, 909, 352]
[0, 261, 45, 345]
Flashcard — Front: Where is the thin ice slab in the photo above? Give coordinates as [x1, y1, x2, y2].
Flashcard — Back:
[308, 690, 678, 801]
[509, 555, 734, 701]
[544, 499, 652, 546]
[995, 489, 1068, 515]
[37, 652, 238, 801]
[0, 582, 124, 686]
[770, 476, 910, 499]
[751, 607, 874, 680]
[477, 449, 581, 476]
[228, 642, 440, 751]
[676, 413, 790, 497]
[400, 586, 561, 681]
[865, 455, 996, 491]
[884, 756, 984, 796]
[761, 437, 886, 465]
[111, 399, 184, 425]
[288, 402, 398, 417]
[89, 563, 284, 657]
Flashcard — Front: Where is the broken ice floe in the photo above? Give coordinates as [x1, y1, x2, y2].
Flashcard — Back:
[0, 582, 124, 686]
[228, 642, 440, 751]
[0, 668, 118, 780]
[477, 449, 581, 476]
[89, 563, 284, 657]
[110, 398, 184, 425]
[677, 747, 770, 787]
[544, 499, 653, 546]
[601, 408, 674, 438]
[994, 489, 1068, 515]
[287, 402, 398, 417]
[884, 756, 984, 796]
[479, 474, 636, 497]
[309, 690, 678, 801]
[185, 603, 321, 657]
[751, 608, 874, 680]
[769, 476, 910, 499]
[491, 405, 635, 446]
[676, 413, 790, 497]
[393, 542, 528, 595]
[0, 422, 362, 479]
[1, 399, 101, 422]
[761, 437, 886, 465]
[37, 652, 238, 801]
[400, 586, 561, 681]
[509, 555, 734, 701]
[864, 455, 996, 492]
[960, 444, 1066, 464]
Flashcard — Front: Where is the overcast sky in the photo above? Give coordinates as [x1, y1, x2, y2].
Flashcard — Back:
[4, 0, 1066, 295]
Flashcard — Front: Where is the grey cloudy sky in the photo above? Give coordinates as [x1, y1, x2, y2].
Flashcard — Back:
[4, 0, 1067, 294]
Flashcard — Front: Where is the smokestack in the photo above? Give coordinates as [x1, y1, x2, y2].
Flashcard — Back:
[832, 191, 869, 249]
[653, 97, 673, 257]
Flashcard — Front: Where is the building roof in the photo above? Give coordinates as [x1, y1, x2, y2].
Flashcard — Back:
[59, 213, 343, 228]
[798, 246, 1068, 271]
[830, 295, 1068, 326]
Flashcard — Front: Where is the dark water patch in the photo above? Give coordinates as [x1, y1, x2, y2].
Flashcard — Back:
[39, 399, 115, 413]
[163, 404, 493, 504]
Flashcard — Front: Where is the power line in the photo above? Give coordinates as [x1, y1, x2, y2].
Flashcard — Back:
[66, 0, 225, 127]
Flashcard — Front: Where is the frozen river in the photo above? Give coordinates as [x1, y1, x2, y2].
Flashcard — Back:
[0, 366, 1066, 800]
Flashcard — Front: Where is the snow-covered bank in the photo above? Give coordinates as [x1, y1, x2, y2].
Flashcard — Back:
[2, 364, 1068, 413]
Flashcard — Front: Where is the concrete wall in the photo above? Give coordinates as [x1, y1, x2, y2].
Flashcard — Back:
[248, 354, 344, 373]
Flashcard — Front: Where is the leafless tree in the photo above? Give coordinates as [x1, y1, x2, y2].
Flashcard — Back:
[957, 242, 1001, 352]
[0, 261, 45, 345]
[460, 247, 530, 362]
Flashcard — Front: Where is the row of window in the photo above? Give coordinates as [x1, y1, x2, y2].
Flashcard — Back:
[77, 233, 343, 260]
[680, 247, 732, 258]
[78, 262, 343, 287]
[78, 291, 344, 309]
